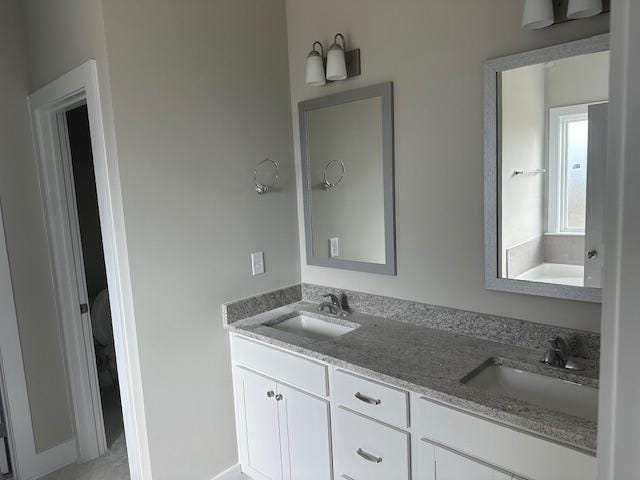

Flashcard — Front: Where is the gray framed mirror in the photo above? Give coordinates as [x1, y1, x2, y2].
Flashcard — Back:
[484, 34, 609, 303]
[299, 82, 396, 275]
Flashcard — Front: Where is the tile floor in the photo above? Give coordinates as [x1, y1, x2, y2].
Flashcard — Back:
[42, 387, 129, 480]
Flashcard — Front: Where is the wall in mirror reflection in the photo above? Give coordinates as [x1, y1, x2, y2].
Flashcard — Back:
[308, 96, 386, 264]
[500, 50, 609, 288]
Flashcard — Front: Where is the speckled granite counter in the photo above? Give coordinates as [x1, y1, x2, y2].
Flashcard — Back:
[223, 296, 599, 454]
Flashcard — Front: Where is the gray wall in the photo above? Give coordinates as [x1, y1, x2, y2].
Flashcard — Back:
[501, 65, 546, 276]
[546, 50, 610, 108]
[21, 0, 299, 478]
[0, 0, 74, 452]
[287, 0, 609, 332]
[308, 98, 386, 263]
[100, 0, 299, 478]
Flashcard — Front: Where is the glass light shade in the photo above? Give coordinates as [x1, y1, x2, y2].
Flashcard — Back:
[326, 47, 347, 81]
[305, 51, 325, 86]
[567, 0, 602, 19]
[522, 0, 554, 29]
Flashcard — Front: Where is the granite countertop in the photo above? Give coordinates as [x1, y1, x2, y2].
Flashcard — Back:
[226, 301, 599, 454]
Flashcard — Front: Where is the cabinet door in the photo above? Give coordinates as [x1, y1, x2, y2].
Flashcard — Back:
[278, 383, 332, 480]
[415, 440, 436, 480]
[235, 368, 283, 480]
[435, 447, 511, 480]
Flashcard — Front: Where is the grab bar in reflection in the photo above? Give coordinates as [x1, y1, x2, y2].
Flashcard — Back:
[513, 168, 546, 176]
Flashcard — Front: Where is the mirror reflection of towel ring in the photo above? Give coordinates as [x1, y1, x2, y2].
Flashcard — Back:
[322, 160, 345, 190]
[254, 158, 279, 194]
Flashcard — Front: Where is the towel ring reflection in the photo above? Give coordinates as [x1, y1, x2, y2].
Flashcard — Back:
[254, 158, 279, 194]
[322, 160, 345, 190]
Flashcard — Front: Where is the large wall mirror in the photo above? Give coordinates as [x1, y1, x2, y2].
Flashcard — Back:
[485, 35, 609, 302]
[299, 82, 396, 275]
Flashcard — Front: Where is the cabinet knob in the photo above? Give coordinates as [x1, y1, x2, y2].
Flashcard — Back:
[587, 249, 598, 260]
[275, 394, 283, 401]
[266, 390, 275, 398]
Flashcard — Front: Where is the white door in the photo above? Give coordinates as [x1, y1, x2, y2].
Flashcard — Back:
[0, 203, 77, 479]
[435, 447, 511, 480]
[234, 368, 283, 480]
[584, 102, 608, 287]
[277, 383, 332, 480]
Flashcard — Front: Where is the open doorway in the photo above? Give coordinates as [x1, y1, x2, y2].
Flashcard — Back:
[38, 104, 129, 479]
[22, 62, 149, 480]
[66, 104, 124, 450]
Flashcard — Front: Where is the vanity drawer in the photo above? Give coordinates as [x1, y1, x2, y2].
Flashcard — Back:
[230, 335, 328, 397]
[415, 397, 596, 480]
[333, 407, 409, 480]
[334, 369, 409, 428]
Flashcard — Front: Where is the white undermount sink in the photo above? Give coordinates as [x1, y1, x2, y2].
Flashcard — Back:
[266, 314, 357, 340]
[463, 363, 598, 422]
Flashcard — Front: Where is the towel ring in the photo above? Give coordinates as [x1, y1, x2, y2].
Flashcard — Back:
[322, 160, 345, 190]
[254, 158, 279, 194]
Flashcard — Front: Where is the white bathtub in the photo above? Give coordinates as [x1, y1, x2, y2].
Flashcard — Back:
[516, 263, 584, 287]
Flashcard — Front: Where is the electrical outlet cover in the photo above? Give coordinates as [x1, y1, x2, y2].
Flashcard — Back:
[251, 251, 265, 275]
[329, 237, 339, 258]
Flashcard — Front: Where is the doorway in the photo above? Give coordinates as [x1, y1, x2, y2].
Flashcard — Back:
[24, 61, 151, 480]
[65, 104, 125, 451]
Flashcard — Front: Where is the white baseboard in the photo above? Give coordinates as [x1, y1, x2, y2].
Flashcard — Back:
[211, 463, 244, 480]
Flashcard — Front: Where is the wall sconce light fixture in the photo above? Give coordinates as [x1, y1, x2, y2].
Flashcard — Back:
[326, 34, 347, 81]
[305, 33, 361, 86]
[522, 0, 608, 30]
[305, 42, 326, 86]
[567, 0, 603, 19]
[522, 0, 555, 29]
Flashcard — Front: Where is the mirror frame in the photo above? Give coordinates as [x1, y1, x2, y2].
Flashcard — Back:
[299, 82, 396, 275]
[484, 34, 609, 303]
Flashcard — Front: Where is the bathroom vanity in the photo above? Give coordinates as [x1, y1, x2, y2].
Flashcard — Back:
[223, 286, 599, 480]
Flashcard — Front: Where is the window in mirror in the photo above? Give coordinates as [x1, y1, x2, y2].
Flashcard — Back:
[549, 104, 591, 234]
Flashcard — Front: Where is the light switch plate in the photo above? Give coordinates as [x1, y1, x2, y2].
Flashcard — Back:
[251, 251, 265, 276]
[329, 237, 339, 258]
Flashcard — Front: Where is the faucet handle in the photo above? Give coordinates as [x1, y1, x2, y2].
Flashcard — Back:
[322, 293, 341, 307]
[549, 337, 568, 356]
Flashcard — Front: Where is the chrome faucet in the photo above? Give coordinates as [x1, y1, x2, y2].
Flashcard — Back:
[318, 293, 348, 316]
[541, 337, 583, 371]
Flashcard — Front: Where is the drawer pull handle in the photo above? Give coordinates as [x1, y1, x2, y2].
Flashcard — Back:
[357, 448, 382, 464]
[355, 392, 381, 405]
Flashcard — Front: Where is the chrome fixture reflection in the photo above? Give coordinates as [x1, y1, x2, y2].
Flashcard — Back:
[540, 337, 584, 371]
[254, 158, 279, 194]
[322, 160, 345, 190]
[513, 168, 547, 176]
[317, 293, 348, 316]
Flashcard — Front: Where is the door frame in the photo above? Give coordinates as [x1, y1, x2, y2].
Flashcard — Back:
[597, 0, 640, 478]
[28, 60, 151, 478]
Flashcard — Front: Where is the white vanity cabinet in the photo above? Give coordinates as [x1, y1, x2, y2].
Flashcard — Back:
[229, 334, 596, 480]
[234, 368, 283, 480]
[231, 336, 332, 480]
[417, 440, 512, 480]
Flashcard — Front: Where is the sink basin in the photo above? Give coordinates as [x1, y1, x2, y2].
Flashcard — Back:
[266, 315, 357, 341]
[463, 363, 598, 422]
